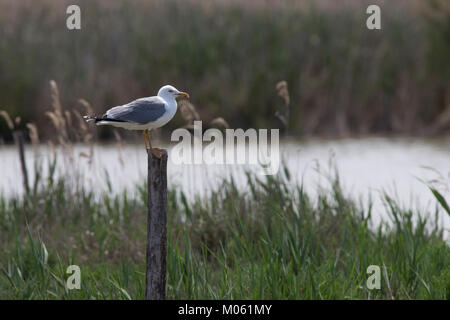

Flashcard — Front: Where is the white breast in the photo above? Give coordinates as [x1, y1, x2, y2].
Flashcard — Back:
[147, 99, 177, 129]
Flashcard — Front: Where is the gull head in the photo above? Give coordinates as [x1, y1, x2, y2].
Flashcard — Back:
[158, 85, 189, 102]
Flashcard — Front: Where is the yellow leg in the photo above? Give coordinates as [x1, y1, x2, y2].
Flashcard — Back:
[142, 130, 149, 151]
[147, 129, 163, 158]
[146, 129, 153, 149]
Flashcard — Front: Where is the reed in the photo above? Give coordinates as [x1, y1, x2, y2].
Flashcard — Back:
[0, 159, 448, 299]
[275, 80, 290, 133]
[0, 98, 448, 299]
[0, 0, 449, 300]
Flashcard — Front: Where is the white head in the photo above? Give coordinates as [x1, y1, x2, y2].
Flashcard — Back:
[157, 85, 189, 101]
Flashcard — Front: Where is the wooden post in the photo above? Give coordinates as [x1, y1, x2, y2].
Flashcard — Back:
[13, 130, 29, 194]
[145, 149, 168, 300]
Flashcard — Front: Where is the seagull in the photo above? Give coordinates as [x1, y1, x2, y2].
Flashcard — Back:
[84, 85, 189, 158]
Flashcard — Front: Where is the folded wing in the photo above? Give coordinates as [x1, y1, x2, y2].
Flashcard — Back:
[105, 97, 167, 124]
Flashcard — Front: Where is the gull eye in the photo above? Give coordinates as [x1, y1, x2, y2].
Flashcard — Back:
[168, 89, 174, 93]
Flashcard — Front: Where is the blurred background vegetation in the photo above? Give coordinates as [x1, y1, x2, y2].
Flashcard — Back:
[0, 0, 449, 141]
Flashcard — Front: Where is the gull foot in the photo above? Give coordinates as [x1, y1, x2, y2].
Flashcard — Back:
[150, 147, 163, 159]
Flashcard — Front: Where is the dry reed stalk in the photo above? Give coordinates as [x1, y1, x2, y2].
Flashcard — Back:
[48, 80, 69, 141]
[75, 104, 95, 165]
[210, 117, 230, 129]
[47, 140, 57, 162]
[179, 100, 201, 125]
[0, 110, 14, 130]
[46, 80, 82, 168]
[79, 151, 92, 161]
[26, 123, 40, 157]
[78, 99, 97, 145]
[0, 110, 29, 192]
[178, 100, 231, 131]
[113, 130, 125, 167]
[13, 130, 29, 194]
[275, 80, 290, 132]
[45, 111, 60, 130]
[73, 110, 88, 134]
[85, 132, 94, 165]
[50, 80, 62, 116]
[65, 110, 72, 129]
[276, 81, 290, 106]
[27, 123, 39, 147]
[49, 81, 64, 124]
[78, 99, 94, 117]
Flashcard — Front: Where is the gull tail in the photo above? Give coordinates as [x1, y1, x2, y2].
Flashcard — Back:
[83, 115, 97, 123]
[84, 115, 125, 126]
[84, 115, 109, 124]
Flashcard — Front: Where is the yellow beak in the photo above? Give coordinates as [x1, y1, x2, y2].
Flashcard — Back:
[176, 92, 190, 99]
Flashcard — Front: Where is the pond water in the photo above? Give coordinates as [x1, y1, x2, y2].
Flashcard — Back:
[1, 136, 449, 237]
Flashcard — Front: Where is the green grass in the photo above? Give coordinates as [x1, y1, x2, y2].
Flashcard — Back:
[0, 159, 449, 299]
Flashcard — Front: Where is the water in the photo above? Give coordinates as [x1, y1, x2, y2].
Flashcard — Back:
[1, 137, 449, 236]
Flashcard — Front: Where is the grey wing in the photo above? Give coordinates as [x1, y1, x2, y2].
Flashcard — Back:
[105, 97, 167, 124]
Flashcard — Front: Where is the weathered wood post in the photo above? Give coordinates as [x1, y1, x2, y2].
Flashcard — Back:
[13, 130, 29, 194]
[145, 149, 168, 300]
